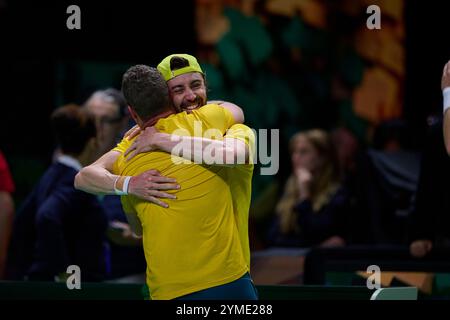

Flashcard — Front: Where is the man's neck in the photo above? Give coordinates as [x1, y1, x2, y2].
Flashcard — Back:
[140, 109, 175, 129]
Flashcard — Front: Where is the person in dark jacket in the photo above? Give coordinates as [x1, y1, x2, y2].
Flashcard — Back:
[83, 88, 146, 279]
[6, 104, 108, 281]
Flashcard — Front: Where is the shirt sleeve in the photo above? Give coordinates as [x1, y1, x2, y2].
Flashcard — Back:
[194, 104, 236, 135]
[112, 137, 133, 154]
[224, 124, 256, 161]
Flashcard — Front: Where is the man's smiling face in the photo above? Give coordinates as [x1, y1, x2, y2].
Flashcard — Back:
[167, 72, 207, 113]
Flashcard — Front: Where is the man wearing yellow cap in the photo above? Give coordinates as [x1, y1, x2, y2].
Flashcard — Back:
[157, 54, 209, 112]
[75, 58, 256, 299]
[78, 53, 254, 270]
[125, 54, 254, 274]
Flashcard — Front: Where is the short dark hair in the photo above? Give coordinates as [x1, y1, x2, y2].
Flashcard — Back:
[51, 104, 96, 155]
[121, 65, 171, 121]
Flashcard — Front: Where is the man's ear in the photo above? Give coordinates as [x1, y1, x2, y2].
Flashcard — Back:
[128, 106, 139, 123]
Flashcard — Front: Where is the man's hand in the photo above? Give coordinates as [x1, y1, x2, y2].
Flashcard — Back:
[125, 126, 166, 161]
[442, 60, 450, 90]
[107, 221, 142, 247]
[124, 124, 142, 140]
[128, 169, 180, 208]
[409, 239, 433, 258]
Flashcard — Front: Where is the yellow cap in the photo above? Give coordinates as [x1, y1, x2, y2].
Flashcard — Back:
[157, 54, 204, 82]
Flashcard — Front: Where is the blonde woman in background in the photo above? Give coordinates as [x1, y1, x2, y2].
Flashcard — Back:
[268, 129, 350, 248]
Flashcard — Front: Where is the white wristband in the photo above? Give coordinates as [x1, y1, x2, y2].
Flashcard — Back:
[114, 176, 131, 195]
[123, 176, 131, 195]
[443, 87, 450, 114]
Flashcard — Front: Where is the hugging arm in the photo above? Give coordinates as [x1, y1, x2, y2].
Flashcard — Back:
[74, 150, 179, 208]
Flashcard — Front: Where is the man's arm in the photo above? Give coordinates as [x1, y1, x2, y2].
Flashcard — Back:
[124, 101, 245, 141]
[124, 102, 251, 164]
[442, 60, 450, 155]
[125, 127, 251, 166]
[75, 150, 179, 208]
[444, 111, 450, 155]
[74, 151, 121, 195]
[208, 100, 245, 124]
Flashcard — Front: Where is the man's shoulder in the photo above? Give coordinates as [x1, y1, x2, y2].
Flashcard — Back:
[157, 103, 230, 134]
[192, 103, 227, 118]
[166, 104, 223, 121]
[227, 123, 254, 134]
[194, 103, 222, 112]
[192, 104, 234, 131]
[226, 124, 256, 149]
[113, 137, 134, 154]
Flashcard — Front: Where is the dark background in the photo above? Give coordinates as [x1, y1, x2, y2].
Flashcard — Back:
[404, 1, 450, 142]
[0, 0, 195, 157]
[1, 0, 450, 204]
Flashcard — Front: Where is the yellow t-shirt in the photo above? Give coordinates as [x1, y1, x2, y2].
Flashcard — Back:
[217, 124, 255, 269]
[112, 104, 248, 300]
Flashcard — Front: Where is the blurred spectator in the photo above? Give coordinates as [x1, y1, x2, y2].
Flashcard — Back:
[0, 150, 15, 279]
[84, 88, 130, 158]
[372, 118, 411, 152]
[331, 126, 359, 176]
[83, 88, 146, 279]
[268, 129, 350, 248]
[350, 119, 420, 244]
[6, 105, 108, 281]
[409, 115, 450, 258]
